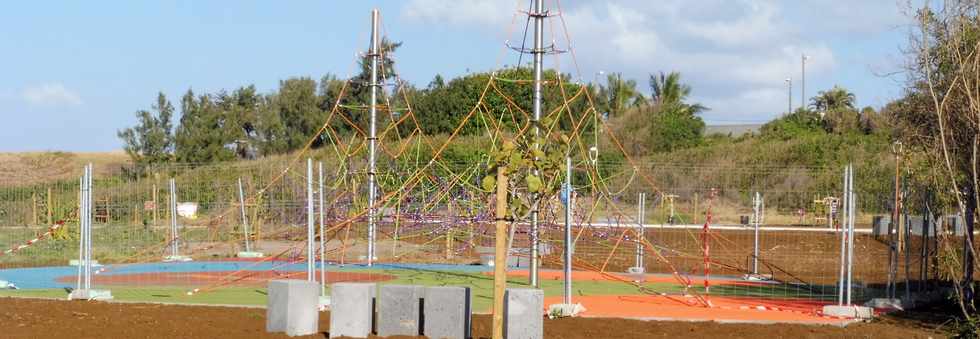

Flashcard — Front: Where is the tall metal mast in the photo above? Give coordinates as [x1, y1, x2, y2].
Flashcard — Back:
[529, 0, 544, 288]
[367, 9, 380, 267]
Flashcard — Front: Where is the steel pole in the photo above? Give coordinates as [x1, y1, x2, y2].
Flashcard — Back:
[847, 165, 856, 305]
[635, 193, 645, 269]
[76, 175, 84, 291]
[528, 0, 545, 288]
[318, 161, 326, 295]
[801, 55, 807, 111]
[365, 9, 381, 267]
[86, 164, 93, 290]
[170, 178, 178, 258]
[752, 192, 760, 275]
[563, 156, 572, 304]
[238, 178, 251, 253]
[838, 166, 848, 305]
[307, 158, 315, 281]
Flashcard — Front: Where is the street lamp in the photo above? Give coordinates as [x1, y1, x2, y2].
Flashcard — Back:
[801, 54, 810, 110]
[785, 77, 793, 115]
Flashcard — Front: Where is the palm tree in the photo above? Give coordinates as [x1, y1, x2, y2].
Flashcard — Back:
[649, 71, 707, 116]
[596, 73, 645, 118]
[809, 85, 856, 112]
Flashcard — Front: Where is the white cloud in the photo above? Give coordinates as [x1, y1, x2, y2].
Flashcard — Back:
[22, 83, 82, 106]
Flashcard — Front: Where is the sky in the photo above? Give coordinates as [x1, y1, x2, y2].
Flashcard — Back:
[0, 0, 917, 152]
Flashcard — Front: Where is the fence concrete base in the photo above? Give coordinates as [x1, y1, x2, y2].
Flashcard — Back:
[822, 305, 874, 319]
[423, 286, 471, 339]
[266, 279, 319, 336]
[329, 282, 375, 338]
[67, 289, 113, 301]
[505, 288, 543, 339]
[377, 285, 423, 337]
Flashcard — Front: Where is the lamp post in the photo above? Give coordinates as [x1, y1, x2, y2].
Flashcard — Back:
[801, 55, 809, 110]
[785, 77, 793, 115]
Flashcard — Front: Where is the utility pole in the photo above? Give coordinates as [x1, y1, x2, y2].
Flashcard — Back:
[785, 77, 793, 115]
[367, 9, 380, 267]
[801, 54, 809, 110]
[529, 0, 544, 288]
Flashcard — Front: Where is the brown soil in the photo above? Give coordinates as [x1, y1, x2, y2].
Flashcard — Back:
[0, 297, 947, 339]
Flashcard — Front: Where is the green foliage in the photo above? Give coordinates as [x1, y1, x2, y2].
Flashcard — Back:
[759, 108, 824, 140]
[594, 72, 645, 118]
[175, 89, 237, 163]
[809, 85, 856, 111]
[117, 92, 174, 167]
[647, 110, 705, 152]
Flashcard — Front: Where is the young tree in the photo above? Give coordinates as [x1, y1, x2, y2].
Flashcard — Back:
[117, 92, 174, 167]
[900, 1, 980, 326]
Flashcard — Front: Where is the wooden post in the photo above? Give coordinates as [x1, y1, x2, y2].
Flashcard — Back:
[46, 187, 53, 225]
[393, 196, 401, 258]
[492, 167, 508, 339]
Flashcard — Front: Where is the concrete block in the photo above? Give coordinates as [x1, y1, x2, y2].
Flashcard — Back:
[377, 285, 423, 337]
[822, 305, 874, 319]
[505, 288, 543, 339]
[865, 298, 904, 310]
[67, 289, 113, 301]
[266, 279, 319, 336]
[423, 286, 471, 339]
[329, 282, 375, 338]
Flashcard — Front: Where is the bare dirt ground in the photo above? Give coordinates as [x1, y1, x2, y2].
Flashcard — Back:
[0, 297, 947, 339]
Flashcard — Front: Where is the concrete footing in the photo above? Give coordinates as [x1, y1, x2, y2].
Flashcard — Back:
[377, 285, 424, 337]
[266, 279, 319, 337]
[505, 288, 543, 339]
[236, 251, 265, 258]
[0, 280, 16, 289]
[68, 289, 113, 301]
[68, 259, 102, 266]
[329, 283, 376, 338]
[822, 305, 874, 319]
[162, 255, 193, 262]
[423, 286, 471, 339]
[547, 303, 585, 318]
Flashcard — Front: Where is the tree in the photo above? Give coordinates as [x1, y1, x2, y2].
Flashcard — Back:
[117, 92, 174, 167]
[649, 71, 707, 116]
[809, 85, 856, 112]
[899, 1, 980, 327]
[175, 90, 237, 163]
[595, 73, 644, 118]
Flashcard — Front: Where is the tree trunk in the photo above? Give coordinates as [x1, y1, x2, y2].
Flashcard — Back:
[964, 185, 976, 302]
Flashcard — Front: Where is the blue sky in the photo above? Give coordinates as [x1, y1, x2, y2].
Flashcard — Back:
[0, 1, 916, 151]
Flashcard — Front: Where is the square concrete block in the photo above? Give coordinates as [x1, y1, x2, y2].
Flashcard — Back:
[423, 286, 471, 339]
[329, 282, 376, 338]
[822, 305, 874, 319]
[266, 279, 319, 336]
[377, 285, 424, 337]
[505, 288, 543, 339]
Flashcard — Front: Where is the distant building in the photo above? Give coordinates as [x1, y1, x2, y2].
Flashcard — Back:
[704, 124, 762, 137]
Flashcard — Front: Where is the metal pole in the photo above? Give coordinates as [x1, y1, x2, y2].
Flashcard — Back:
[529, 0, 544, 288]
[238, 178, 251, 253]
[76, 175, 84, 291]
[563, 156, 572, 305]
[306, 158, 315, 281]
[170, 178, 178, 258]
[801, 55, 807, 110]
[635, 193, 645, 269]
[318, 161, 326, 295]
[786, 77, 792, 114]
[85, 164, 92, 290]
[847, 165, 856, 305]
[838, 166, 848, 305]
[366, 8, 380, 267]
[752, 192, 760, 275]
